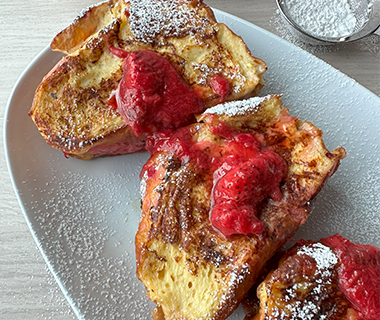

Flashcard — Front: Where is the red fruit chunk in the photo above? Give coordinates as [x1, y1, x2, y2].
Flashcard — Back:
[108, 44, 129, 59]
[213, 151, 286, 205]
[115, 50, 205, 136]
[210, 201, 264, 238]
[210, 75, 231, 103]
[211, 148, 287, 237]
[322, 234, 380, 320]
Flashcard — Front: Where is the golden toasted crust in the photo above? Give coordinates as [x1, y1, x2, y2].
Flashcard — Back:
[29, 0, 267, 159]
[135, 95, 346, 320]
[50, 1, 115, 54]
[246, 241, 360, 320]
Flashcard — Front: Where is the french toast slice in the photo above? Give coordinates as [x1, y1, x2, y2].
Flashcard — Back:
[244, 234, 380, 320]
[135, 95, 346, 320]
[29, 0, 267, 160]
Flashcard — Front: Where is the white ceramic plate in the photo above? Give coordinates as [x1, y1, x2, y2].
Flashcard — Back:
[4, 8, 380, 320]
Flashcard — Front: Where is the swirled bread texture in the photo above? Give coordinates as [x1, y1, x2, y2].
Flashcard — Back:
[29, 0, 266, 160]
[135, 95, 346, 320]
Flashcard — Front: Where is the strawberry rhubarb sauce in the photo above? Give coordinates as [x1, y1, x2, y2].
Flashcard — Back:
[108, 47, 206, 136]
[144, 117, 287, 238]
[321, 234, 380, 320]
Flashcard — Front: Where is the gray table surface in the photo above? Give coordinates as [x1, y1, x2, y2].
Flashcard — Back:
[0, 0, 379, 319]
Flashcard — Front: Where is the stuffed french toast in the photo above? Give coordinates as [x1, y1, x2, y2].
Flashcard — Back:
[135, 95, 346, 320]
[29, 0, 266, 160]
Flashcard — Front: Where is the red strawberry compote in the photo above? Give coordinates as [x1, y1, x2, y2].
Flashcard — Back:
[211, 149, 286, 237]
[145, 96, 288, 238]
[322, 234, 380, 320]
[210, 75, 231, 103]
[109, 48, 205, 136]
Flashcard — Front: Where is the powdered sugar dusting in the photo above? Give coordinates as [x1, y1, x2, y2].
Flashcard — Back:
[289, 243, 337, 319]
[192, 63, 246, 92]
[204, 95, 271, 117]
[24, 153, 153, 319]
[285, 0, 357, 38]
[129, 0, 209, 43]
[192, 63, 217, 85]
[218, 263, 250, 313]
[266, 243, 338, 319]
[270, 8, 380, 59]
[297, 242, 338, 272]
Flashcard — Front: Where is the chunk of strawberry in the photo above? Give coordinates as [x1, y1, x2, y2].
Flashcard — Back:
[210, 148, 287, 237]
[213, 150, 287, 206]
[209, 133, 262, 170]
[210, 201, 264, 237]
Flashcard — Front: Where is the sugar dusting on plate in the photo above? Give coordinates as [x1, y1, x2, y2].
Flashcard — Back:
[27, 155, 153, 319]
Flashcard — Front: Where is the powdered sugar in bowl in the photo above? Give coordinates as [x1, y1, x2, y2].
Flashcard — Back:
[276, 0, 380, 45]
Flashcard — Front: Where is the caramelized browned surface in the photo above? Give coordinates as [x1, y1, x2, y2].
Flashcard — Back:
[135, 96, 346, 320]
[29, 0, 266, 159]
[247, 241, 359, 320]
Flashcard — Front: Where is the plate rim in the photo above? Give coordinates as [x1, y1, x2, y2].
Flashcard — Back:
[3, 45, 83, 319]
